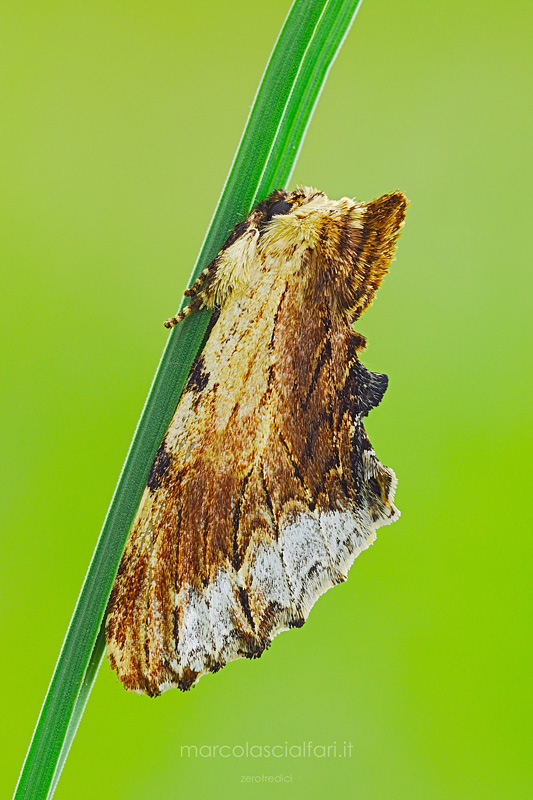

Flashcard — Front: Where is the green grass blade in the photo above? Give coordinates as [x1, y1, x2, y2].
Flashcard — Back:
[46, 626, 106, 800]
[13, 1, 364, 798]
[256, 0, 364, 197]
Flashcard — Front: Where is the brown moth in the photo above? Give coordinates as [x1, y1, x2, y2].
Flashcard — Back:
[106, 186, 407, 695]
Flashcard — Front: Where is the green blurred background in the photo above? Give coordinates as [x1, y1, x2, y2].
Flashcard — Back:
[1, 1, 531, 797]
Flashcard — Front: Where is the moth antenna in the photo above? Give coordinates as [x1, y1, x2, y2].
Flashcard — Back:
[164, 296, 203, 328]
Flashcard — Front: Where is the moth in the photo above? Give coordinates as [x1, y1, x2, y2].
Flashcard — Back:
[106, 186, 407, 695]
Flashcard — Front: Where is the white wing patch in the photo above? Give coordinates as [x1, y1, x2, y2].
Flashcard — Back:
[143, 492, 398, 694]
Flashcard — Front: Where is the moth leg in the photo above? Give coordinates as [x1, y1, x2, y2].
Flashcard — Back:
[163, 205, 264, 328]
[164, 296, 204, 328]
[183, 258, 220, 299]
[163, 253, 220, 328]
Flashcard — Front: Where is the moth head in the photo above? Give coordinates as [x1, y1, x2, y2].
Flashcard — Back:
[174, 187, 407, 324]
[260, 187, 327, 221]
[204, 189, 314, 307]
[256, 187, 329, 257]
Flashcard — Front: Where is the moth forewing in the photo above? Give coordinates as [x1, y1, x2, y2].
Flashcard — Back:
[106, 186, 407, 695]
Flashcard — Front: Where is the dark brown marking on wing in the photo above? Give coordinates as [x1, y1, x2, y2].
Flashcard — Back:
[349, 424, 373, 498]
[288, 616, 305, 629]
[302, 338, 331, 410]
[178, 668, 200, 692]
[233, 470, 252, 570]
[146, 437, 172, 492]
[185, 354, 210, 395]
[238, 586, 256, 631]
[277, 429, 315, 510]
[337, 357, 389, 419]
[260, 461, 276, 531]
[269, 283, 288, 350]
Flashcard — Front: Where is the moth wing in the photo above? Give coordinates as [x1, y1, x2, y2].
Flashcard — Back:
[106, 187, 403, 695]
